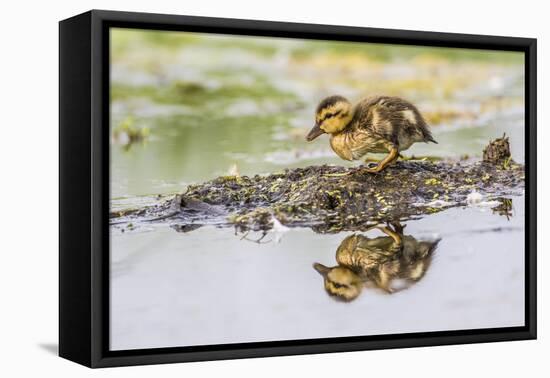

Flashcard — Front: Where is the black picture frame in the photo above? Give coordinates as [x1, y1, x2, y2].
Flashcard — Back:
[59, 9, 537, 368]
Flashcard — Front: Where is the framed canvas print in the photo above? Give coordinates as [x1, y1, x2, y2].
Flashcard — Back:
[59, 10, 536, 368]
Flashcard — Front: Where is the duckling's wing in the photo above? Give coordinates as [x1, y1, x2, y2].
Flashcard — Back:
[362, 96, 436, 146]
[355, 237, 401, 259]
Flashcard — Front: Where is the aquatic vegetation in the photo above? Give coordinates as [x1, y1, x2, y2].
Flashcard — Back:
[111, 150, 524, 234]
[111, 116, 150, 149]
[483, 133, 513, 168]
[112, 78, 297, 108]
[423, 108, 466, 125]
[492, 197, 514, 219]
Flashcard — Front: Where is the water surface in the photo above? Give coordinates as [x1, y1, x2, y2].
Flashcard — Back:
[110, 196, 524, 350]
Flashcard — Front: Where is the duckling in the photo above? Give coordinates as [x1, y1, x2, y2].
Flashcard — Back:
[313, 222, 439, 301]
[306, 95, 437, 173]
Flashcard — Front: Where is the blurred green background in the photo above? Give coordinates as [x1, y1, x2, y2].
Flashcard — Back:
[110, 28, 525, 200]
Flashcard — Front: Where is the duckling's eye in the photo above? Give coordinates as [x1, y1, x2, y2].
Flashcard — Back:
[332, 283, 347, 289]
[324, 110, 342, 121]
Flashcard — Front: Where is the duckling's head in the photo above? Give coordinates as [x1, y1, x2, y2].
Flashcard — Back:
[313, 263, 363, 301]
[306, 96, 353, 141]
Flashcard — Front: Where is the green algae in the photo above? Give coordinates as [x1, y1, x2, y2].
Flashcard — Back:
[112, 156, 524, 234]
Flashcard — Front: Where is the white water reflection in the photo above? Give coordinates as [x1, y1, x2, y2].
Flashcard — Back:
[110, 195, 524, 350]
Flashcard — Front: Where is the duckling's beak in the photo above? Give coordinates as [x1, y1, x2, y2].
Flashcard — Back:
[313, 263, 330, 277]
[306, 123, 324, 141]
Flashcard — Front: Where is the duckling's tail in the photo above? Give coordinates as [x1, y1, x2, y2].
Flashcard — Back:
[420, 124, 437, 144]
[425, 135, 438, 144]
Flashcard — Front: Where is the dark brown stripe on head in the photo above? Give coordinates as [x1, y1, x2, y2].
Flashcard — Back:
[322, 109, 343, 121]
[316, 95, 348, 113]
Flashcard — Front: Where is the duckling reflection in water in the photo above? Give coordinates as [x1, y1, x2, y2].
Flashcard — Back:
[313, 223, 440, 301]
[306, 96, 437, 173]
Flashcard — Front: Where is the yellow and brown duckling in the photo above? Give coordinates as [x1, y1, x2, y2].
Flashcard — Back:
[306, 95, 437, 173]
[313, 222, 439, 301]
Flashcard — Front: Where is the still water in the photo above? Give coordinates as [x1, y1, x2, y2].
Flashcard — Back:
[109, 29, 525, 350]
[110, 196, 524, 350]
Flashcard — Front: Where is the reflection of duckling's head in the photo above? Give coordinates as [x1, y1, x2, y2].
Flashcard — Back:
[313, 263, 363, 301]
[307, 96, 353, 141]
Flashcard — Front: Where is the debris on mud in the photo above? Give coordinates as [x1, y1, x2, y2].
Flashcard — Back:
[111, 137, 524, 234]
[483, 133, 513, 168]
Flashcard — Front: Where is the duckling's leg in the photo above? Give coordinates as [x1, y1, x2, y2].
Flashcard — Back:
[388, 221, 405, 235]
[363, 146, 399, 173]
[377, 226, 403, 249]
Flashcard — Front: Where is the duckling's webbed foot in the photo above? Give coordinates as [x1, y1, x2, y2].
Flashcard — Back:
[362, 164, 383, 174]
[362, 147, 399, 173]
[377, 226, 403, 249]
[363, 162, 379, 171]
[360, 161, 385, 174]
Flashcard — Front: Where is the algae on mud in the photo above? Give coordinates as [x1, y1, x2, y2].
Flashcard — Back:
[110, 137, 524, 234]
